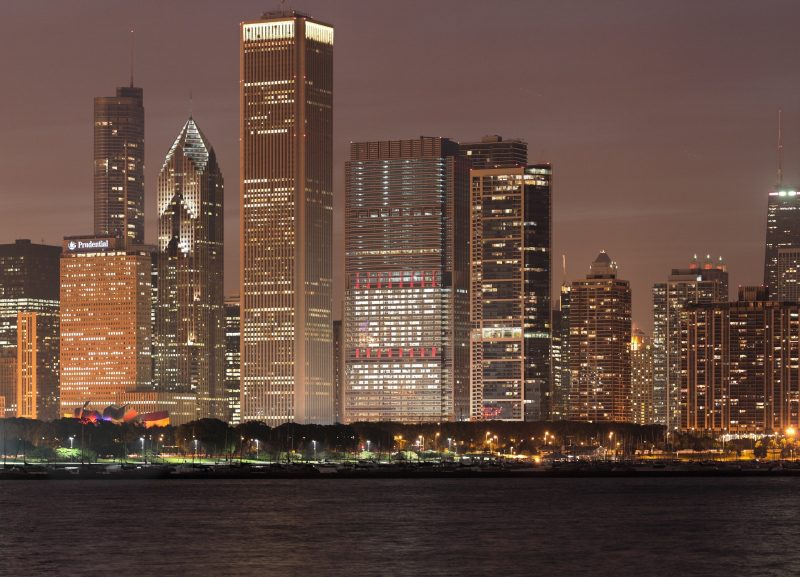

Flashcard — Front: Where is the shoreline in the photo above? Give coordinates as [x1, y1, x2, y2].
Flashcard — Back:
[2, 461, 799, 480]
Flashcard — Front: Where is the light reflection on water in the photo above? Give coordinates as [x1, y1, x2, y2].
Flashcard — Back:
[0, 477, 794, 577]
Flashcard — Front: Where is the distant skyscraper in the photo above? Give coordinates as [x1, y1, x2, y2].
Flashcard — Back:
[652, 255, 728, 430]
[568, 252, 632, 422]
[0, 239, 60, 420]
[630, 328, 654, 425]
[154, 117, 225, 420]
[224, 297, 241, 424]
[776, 247, 800, 302]
[468, 164, 551, 421]
[460, 135, 528, 169]
[239, 11, 334, 425]
[764, 111, 800, 296]
[94, 84, 145, 246]
[60, 237, 152, 416]
[332, 319, 343, 423]
[682, 287, 800, 433]
[344, 137, 469, 423]
[551, 283, 571, 421]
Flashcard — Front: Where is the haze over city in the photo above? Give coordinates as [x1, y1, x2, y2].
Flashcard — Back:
[5, 0, 800, 329]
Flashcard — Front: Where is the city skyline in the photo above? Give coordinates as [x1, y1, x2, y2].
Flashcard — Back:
[4, 1, 800, 331]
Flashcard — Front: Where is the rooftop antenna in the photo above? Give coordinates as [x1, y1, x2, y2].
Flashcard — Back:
[129, 28, 135, 87]
[189, 90, 193, 119]
[778, 108, 784, 187]
[562, 254, 567, 284]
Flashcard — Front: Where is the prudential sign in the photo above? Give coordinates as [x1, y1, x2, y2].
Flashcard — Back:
[67, 239, 111, 252]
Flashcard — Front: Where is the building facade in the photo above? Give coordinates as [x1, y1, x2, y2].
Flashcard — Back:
[468, 165, 551, 421]
[343, 137, 469, 423]
[460, 135, 528, 170]
[631, 328, 654, 425]
[224, 297, 241, 424]
[652, 256, 728, 429]
[777, 247, 800, 302]
[239, 11, 334, 424]
[0, 239, 61, 420]
[567, 252, 632, 422]
[59, 237, 152, 416]
[94, 85, 145, 246]
[682, 288, 800, 434]
[154, 117, 225, 420]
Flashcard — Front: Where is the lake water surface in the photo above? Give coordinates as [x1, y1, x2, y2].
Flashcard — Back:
[0, 477, 796, 576]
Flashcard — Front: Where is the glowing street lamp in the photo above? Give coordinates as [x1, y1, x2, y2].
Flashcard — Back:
[312, 440, 317, 460]
[140, 437, 146, 465]
[255, 439, 260, 461]
[69, 436, 75, 449]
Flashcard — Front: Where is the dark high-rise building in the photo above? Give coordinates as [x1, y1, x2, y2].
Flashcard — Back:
[94, 84, 145, 246]
[468, 164, 551, 421]
[568, 252, 632, 422]
[631, 328, 654, 425]
[551, 283, 572, 421]
[240, 11, 334, 425]
[154, 117, 225, 420]
[460, 135, 528, 169]
[777, 247, 800, 302]
[344, 137, 469, 423]
[332, 319, 343, 423]
[0, 240, 61, 419]
[682, 287, 800, 433]
[225, 297, 241, 424]
[652, 255, 728, 429]
[765, 186, 800, 296]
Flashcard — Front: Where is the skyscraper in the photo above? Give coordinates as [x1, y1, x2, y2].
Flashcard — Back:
[460, 135, 528, 169]
[682, 287, 800, 434]
[568, 252, 632, 422]
[240, 11, 334, 424]
[652, 255, 728, 429]
[60, 237, 152, 416]
[224, 296, 241, 424]
[777, 247, 800, 302]
[630, 328, 654, 425]
[550, 283, 572, 421]
[343, 137, 469, 423]
[94, 84, 145, 246]
[0, 239, 61, 420]
[468, 164, 551, 421]
[154, 117, 225, 420]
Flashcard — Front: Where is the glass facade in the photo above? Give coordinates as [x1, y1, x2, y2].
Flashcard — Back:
[225, 297, 241, 424]
[469, 166, 551, 421]
[0, 240, 61, 419]
[765, 188, 800, 296]
[154, 117, 225, 420]
[94, 86, 145, 246]
[344, 137, 468, 423]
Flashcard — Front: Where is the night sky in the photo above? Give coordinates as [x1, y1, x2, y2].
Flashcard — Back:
[3, 0, 800, 331]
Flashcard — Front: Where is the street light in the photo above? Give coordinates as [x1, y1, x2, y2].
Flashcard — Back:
[193, 437, 198, 463]
[255, 439, 260, 461]
[366, 439, 371, 453]
[312, 440, 317, 461]
[69, 436, 75, 449]
[140, 437, 146, 465]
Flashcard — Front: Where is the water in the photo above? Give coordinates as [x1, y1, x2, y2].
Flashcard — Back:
[0, 477, 796, 576]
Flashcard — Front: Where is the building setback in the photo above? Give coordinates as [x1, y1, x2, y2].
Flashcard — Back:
[682, 287, 800, 434]
[0, 239, 61, 420]
[568, 252, 632, 422]
[239, 11, 334, 424]
[652, 256, 728, 429]
[59, 237, 152, 416]
[154, 117, 225, 420]
[344, 137, 469, 423]
[94, 84, 145, 246]
[468, 165, 551, 421]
